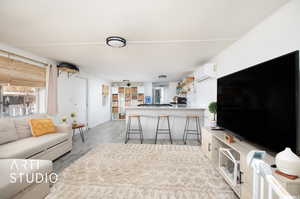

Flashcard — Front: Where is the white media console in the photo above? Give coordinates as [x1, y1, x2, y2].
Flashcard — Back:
[201, 127, 300, 199]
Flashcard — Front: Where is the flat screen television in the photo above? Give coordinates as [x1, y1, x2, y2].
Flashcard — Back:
[217, 51, 300, 154]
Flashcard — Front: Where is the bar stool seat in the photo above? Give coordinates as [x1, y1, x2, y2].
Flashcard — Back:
[125, 115, 143, 144]
[159, 115, 169, 117]
[129, 114, 140, 117]
[155, 115, 172, 144]
[183, 115, 201, 144]
[188, 115, 199, 118]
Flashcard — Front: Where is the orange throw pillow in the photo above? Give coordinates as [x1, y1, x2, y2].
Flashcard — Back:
[29, 118, 57, 137]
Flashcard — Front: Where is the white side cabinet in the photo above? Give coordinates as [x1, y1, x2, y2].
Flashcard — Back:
[200, 127, 300, 199]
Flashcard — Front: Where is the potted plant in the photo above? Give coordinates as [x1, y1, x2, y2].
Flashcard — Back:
[61, 116, 67, 124]
[70, 112, 77, 127]
[208, 102, 217, 126]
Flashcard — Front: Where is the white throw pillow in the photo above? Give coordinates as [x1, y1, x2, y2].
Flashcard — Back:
[13, 117, 32, 139]
[0, 118, 18, 145]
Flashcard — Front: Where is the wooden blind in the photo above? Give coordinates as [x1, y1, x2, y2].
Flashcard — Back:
[0, 56, 46, 87]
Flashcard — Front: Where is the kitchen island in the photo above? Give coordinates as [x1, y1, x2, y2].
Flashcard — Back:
[125, 105, 206, 140]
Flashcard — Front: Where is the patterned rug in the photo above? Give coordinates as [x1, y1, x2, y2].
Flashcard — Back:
[46, 144, 237, 199]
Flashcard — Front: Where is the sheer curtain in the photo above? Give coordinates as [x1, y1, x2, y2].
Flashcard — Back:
[46, 64, 58, 115]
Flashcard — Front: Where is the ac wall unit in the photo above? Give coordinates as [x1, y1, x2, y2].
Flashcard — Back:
[194, 63, 216, 82]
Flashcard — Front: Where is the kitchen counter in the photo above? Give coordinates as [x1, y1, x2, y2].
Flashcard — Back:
[125, 106, 205, 139]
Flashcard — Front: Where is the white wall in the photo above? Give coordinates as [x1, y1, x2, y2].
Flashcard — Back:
[166, 82, 178, 103]
[144, 82, 152, 98]
[38, 88, 46, 113]
[57, 73, 88, 125]
[57, 72, 111, 128]
[87, 76, 111, 128]
[193, 0, 300, 124]
[213, 0, 300, 77]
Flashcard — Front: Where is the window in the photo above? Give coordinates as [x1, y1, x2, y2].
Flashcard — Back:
[0, 54, 47, 117]
[0, 85, 45, 117]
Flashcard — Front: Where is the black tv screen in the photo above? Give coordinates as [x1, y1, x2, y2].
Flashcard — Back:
[217, 51, 300, 154]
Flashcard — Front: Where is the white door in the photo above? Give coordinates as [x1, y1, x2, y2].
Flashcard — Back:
[72, 77, 88, 125]
[58, 74, 88, 125]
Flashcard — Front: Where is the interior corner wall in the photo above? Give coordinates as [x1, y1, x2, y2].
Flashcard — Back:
[194, 0, 300, 119]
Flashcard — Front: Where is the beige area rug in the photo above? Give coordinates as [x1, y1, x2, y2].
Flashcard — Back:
[46, 144, 237, 199]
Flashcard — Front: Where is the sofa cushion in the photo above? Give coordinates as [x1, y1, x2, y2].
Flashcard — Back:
[13, 117, 32, 139]
[0, 133, 69, 159]
[13, 114, 48, 140]
[0, 118, 18, 145]
[29, 118, 57, 137]
[0, 159, 52, 199]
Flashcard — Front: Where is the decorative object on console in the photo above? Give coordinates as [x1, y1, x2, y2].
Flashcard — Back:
[225, 134, 235, 144]
[208, 101, 217, 127]
[275, 170, 298, 180]
[210, 126, 225, 131]
[275, 147, 300, 176]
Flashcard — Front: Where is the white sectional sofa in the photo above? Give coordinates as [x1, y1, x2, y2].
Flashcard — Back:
[0, 114, 73, 199]
[0, 115, 72, 160]
[0, 159, 53, 199]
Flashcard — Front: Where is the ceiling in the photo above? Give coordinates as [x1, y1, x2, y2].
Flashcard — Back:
[0, 0, 289, 82]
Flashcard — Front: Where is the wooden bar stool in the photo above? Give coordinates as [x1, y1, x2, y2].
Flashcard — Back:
[125, 115, 143, 144]
[183, 115, 201, 144]
[155, 115, 173, 144]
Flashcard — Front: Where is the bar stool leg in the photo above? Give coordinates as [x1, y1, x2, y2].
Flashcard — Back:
[184, 117, 190, 144]
[138, 117, 143, 144]
[183, 118, 188, 143]
[196, 117, 201, 143]
[79, 128, 85, 142]
[167, 116, 173, 144]
[125, 117, 131, 144]
[155, 116, 160, 144]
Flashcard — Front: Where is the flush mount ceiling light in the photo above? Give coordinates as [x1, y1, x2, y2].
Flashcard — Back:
[158, 75, 167, 79]
[106, 36, 126, 48]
